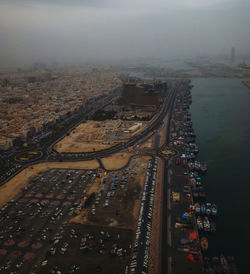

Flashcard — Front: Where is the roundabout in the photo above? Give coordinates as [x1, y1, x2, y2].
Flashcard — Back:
[15, 151, 43, 163]
[159, 147, 178, 159]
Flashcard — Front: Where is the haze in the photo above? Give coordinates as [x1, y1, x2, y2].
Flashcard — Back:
[0, 0, 250, 67]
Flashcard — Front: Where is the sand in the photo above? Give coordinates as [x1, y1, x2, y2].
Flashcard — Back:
[101, 152, 133, 170]
[54, 120, 148, 153]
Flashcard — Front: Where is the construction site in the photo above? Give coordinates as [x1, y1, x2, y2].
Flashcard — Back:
[54, 120, 147, 153]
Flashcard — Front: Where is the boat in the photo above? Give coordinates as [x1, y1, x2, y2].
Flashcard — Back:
[194, 161, 200, 171]
[176, 216, 192, 224]
[196, 177, 201, 182]
[200, 204, 206, 215]
[210, 221, 216, 233]
[194, 203, 200, 214]
[195, 181, 202, 187]
[189, 172, 194, 178]
[193, 171, 199, 177]
[197, 216, 203, 230]
[206, 203, 212, 215]
[200, 237, 208, 251]
[190, 178, 196, 186]
[194, 146, 199, 154]
[211, 204, 217, 216]
[203, 217, 210, 232]
[190, 153, 195, 160]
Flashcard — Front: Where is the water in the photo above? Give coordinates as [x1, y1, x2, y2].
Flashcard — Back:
[190, 78, 250, 273]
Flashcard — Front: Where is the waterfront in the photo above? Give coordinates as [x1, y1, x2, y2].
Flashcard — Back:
[190, 78, 250, 273]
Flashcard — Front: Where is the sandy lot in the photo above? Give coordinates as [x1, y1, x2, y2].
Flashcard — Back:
[0, 160, 99, 209]
[101, 152, 133, 170]
[54, 120, 147, 153]
[54, 120, 111, 153]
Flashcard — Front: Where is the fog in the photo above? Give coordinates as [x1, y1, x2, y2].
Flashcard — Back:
[0, 0, 250, 67]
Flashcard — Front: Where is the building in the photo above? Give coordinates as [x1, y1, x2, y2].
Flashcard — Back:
[121, 83, 160, 108]
[0, 137, 13, 150]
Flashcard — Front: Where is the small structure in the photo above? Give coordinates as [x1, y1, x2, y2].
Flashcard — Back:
[172, 192, 180, 202]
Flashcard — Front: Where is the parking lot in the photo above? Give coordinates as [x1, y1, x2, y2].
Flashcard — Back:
[0, 155, 154, 273]
[81, 158, 149, 229]
[0, 169, 100, 273]
[130, 157, 158, 274]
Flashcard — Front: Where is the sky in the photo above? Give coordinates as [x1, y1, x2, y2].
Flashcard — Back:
[0, 0, 250, 67]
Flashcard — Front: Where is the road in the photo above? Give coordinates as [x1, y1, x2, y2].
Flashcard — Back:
[1, 84, 177, 186]
[0, 80, 196, 274]
[0, 94, 116, 184]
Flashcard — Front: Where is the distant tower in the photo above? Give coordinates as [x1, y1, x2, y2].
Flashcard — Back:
[231, 47, 235, 63]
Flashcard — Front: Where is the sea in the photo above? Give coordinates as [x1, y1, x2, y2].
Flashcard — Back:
[190, 78, 250, 273]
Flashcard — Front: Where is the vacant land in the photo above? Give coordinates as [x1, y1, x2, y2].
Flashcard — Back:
[101, 152, 133, 170]
[0, 160, 99, 209]
[54, 120, 147, 153]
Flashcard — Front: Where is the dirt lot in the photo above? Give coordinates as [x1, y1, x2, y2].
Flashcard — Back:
[70, 157, 150, 230]
[0, 160, 99, 209]
[54, 120, 147, 153]
[101, 152, 133, 170]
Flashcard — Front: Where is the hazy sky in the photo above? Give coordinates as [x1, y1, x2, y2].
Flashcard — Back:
[0, 0, 250, 66]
